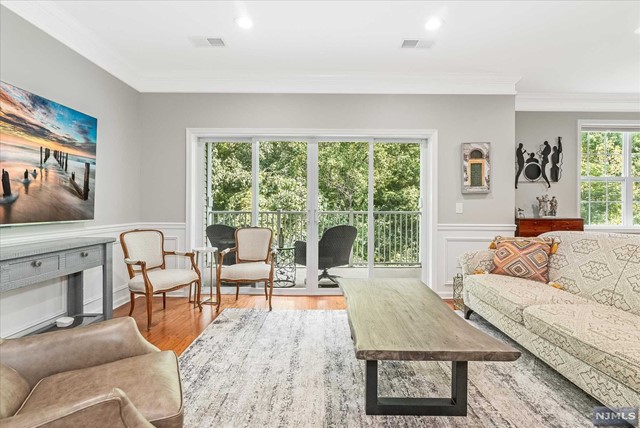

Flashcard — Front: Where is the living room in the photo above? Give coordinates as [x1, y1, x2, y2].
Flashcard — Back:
[0, 1, 638, 427]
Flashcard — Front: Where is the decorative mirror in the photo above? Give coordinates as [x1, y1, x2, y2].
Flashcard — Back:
[462, 142, 491, 194]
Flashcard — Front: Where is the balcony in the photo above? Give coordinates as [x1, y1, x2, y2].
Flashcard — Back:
[207, 210, 421, 267]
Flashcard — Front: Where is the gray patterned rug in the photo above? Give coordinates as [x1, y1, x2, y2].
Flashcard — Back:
[179, 309, 597, 427]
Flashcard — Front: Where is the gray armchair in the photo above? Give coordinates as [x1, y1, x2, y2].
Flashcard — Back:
[294, 225, 357, 287]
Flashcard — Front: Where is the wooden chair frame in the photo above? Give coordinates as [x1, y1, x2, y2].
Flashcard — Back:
[120, 229, 202, 330]
[216, 227, 276, 310]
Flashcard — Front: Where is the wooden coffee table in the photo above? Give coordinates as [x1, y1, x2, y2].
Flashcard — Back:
[339, 278, 520, 416]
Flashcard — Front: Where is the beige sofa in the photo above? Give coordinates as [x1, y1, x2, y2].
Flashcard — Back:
[460, 231, 640, 409]
[0, 317, 183, 427]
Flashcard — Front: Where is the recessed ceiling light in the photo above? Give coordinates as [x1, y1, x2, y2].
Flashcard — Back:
[425, 17, 443, 31]
[635, 27, 640, 35]
[235, 16, 253, 29]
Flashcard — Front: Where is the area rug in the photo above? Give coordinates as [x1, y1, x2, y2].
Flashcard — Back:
[179, 309, 597, 427]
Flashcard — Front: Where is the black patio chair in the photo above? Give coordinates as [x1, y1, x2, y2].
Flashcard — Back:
[206, 224, 237, 266]
[294, 225, 357, 287]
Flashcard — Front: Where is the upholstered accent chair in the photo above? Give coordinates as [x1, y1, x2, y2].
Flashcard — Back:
[294, 225, 358, 287]
[0, 317, 183, 427]
[120, 229, 202, 330]
[216, 227, 276, 310]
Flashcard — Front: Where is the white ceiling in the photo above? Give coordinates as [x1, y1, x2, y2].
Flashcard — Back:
[3, 1, 640, 108]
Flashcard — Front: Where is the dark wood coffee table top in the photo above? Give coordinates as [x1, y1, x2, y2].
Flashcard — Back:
[340, 278, 521, 362]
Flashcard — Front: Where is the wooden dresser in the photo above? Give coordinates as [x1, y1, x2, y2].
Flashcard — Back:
[515, 217, 584, 237]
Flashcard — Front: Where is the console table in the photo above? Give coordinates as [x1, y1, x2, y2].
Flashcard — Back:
[0, 237, 115, 334]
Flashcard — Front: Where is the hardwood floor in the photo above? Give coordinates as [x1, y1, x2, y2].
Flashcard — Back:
[113, 294, 347, 355]
[114, 294, 455, 356]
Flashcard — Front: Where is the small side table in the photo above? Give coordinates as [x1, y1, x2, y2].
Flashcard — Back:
[274, 246, 296, 288]
[193, 246, 220, 307]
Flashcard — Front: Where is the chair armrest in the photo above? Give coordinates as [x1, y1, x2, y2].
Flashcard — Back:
[0, 317, 159, 389]
[1, 388, 153, 428]
[125, 258, 146, 267]
[458, 250, 495, 277]
[220, 247, 235, 256]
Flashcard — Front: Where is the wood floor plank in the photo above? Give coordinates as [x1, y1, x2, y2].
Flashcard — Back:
[113, 293, 455, 356]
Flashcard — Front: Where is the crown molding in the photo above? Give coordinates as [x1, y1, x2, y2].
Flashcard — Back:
[515, 92, 640, 112]
[134, 71, 520, 95]
[1, 0, 142, 90]
[4, 1, 637, 102]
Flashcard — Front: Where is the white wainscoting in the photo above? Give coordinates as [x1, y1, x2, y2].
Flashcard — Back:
[0, 222, 187, 337]
[2, 221, 519, 336]
[434, 223, 516, 299]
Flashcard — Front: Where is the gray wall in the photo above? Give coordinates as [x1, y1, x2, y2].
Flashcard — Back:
[515, 112, 640, 218]
[139, 93, 516, 225]
[0, 7, 142, 238]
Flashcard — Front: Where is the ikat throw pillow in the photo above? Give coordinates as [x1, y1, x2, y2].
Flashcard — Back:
[490, 239, 552, 283]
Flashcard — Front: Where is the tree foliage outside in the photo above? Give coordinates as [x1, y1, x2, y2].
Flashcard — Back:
[580, 131, 640, 225]
[206, 141, 421, 265]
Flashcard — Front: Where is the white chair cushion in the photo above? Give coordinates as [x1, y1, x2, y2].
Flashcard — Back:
[220, 262, 271, 281]
[128, 269, 198, 292]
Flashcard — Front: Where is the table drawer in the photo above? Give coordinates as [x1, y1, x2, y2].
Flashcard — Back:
[6, 255, 60, 282]
[551, 220, 584, 231]
[517, 225, 553, 237]
[66, 246, 103, 269]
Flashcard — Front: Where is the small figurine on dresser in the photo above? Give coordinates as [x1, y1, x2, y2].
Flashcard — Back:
[536, 194, 550, 217]
[549, 196, 558, 217]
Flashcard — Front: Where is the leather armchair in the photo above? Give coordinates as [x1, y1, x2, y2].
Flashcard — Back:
[0, 317, 183, 428]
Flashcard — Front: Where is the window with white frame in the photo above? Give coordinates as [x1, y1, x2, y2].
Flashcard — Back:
[580, 123, 640, 226]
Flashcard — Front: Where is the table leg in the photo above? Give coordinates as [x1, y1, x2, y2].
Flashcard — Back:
[198, 251, 219, 306]
[103, 242, 113, 319]
[67, 271, 84, 318]
[365, 360, 468, 416]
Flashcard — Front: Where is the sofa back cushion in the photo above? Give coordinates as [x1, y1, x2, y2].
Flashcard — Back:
[0, 363, 30, 418]
[541, 231, 640, 314]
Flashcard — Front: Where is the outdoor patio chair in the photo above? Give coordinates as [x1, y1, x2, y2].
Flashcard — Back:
[294, 225, 357, 287]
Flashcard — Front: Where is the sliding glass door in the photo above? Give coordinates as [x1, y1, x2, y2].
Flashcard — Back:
[204, 137, 424, 294]
[258, 140, 308, 287]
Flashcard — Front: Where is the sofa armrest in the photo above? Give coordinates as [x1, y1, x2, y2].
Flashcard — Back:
[0, 317, 159, 388]
[1, 388, 153, 428]
[458, 250, 495, 277]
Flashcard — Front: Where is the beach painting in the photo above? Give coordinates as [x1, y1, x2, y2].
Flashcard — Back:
[0, 81, 97, 225]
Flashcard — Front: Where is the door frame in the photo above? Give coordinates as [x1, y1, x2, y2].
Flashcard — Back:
[185, 128, 438, 295]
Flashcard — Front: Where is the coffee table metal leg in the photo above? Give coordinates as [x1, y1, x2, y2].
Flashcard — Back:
[365, 360, 378, 415]
[365, 360, 468, 416]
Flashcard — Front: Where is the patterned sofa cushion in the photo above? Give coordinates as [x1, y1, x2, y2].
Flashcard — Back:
[611, 254, 640, 316]
[541, 232, 640, 312]
[523, 304, 640, 392]
[464, 274, 589, 325]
